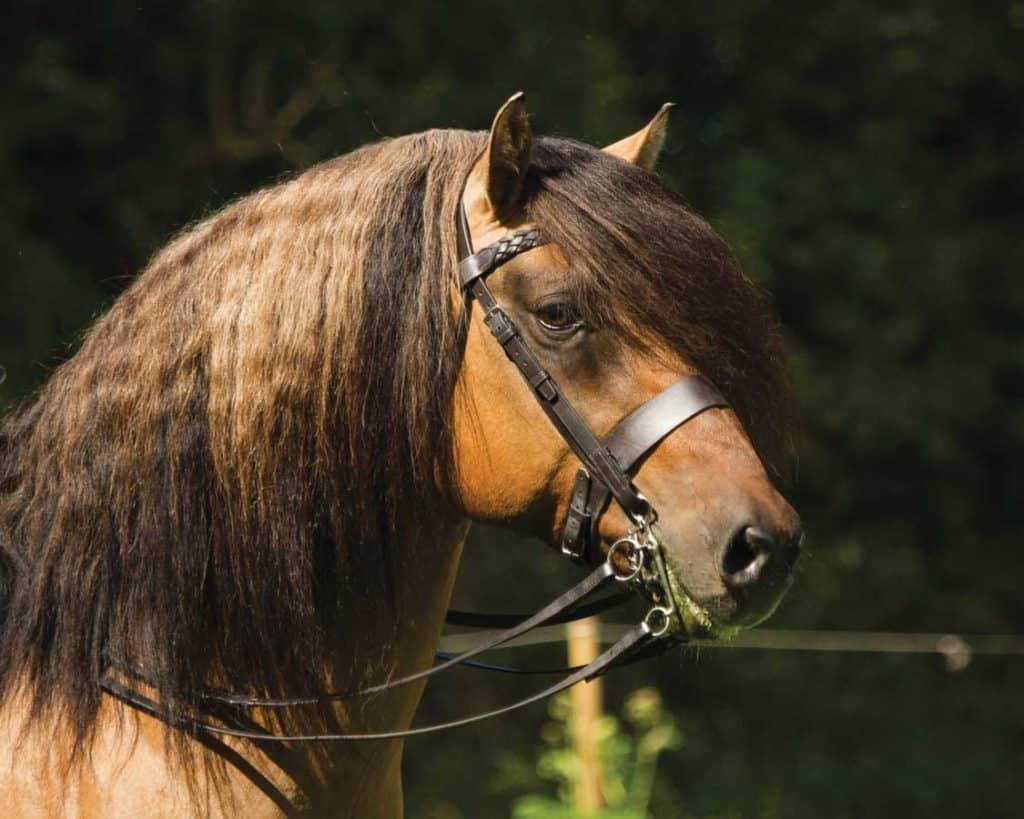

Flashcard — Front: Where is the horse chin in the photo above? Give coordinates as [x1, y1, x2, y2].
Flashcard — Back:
[663, 568, 757, 641]
[666, 574, 793, 640]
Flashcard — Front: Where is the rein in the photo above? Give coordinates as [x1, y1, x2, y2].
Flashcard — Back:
[100, 200, 730, 743]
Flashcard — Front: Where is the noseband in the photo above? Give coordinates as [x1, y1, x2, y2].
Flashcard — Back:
[100, 199, 730, 746]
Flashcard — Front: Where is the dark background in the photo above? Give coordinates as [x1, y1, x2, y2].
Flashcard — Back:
[2, 1, 1022, 816]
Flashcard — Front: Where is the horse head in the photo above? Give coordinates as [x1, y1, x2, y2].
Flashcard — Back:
[455, 94, 802, 635]
[0, 92, 804, 816]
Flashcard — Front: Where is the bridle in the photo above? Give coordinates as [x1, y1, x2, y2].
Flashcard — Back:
[99, 194, 730, 748]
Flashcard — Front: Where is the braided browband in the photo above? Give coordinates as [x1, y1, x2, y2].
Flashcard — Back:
[459, 227, 546, 288]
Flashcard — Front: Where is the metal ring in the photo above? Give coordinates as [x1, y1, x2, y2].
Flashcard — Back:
[607, 536, 644, 582]
[634, 522, 659, 551]
[644, 606, 673, 638]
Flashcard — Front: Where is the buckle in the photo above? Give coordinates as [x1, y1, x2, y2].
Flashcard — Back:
[483, 305, 517, 345]
[560, 471, 592, 561]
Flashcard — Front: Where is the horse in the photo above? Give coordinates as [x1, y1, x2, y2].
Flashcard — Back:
[0, 93, 801, 817]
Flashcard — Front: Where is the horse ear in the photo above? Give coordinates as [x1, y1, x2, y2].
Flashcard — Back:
[466, 92, 533, 222]
[602, 103, 674, 171]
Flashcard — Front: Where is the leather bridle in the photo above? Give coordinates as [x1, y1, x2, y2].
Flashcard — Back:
[99, 197, 730, 746]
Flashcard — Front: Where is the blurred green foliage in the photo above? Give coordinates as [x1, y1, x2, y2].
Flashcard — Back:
[2, 1, 1022, 816]
[511, 688, 681, 819]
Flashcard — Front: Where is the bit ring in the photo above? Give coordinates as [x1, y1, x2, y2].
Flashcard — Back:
[607, 536, 644, 582]
[644, 606, 673, 638]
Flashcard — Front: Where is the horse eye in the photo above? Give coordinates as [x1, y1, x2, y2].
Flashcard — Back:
[535, 302, 584, 334]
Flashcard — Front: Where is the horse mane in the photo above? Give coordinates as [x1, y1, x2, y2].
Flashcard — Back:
[0, 129, 480, 751]
[0, 128, 795, 763]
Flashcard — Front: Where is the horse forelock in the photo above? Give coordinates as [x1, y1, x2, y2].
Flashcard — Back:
[525, 137, 799, 476]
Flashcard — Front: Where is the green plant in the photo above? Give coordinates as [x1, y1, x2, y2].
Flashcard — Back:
[511, 687, 683, 819]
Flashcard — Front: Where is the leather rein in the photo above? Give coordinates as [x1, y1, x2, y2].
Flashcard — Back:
[99, 201, 730, 743]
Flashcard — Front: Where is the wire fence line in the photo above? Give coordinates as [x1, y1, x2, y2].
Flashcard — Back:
[438, 625, 1024, 672]
[707, 629, 1024, 671]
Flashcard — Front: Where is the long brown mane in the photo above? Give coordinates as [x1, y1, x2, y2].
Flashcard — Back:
[0, 129, 795, 758]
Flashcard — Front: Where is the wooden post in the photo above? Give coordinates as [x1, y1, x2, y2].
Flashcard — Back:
[567, 617, 604, 814]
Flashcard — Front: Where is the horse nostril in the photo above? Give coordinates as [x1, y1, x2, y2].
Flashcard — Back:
[720, 526, 774, 588]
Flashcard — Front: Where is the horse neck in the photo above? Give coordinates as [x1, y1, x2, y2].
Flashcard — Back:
[325, 515, 470, 727]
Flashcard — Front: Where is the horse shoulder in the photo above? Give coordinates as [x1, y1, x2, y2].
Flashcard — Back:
[0, 694, 292, 818]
